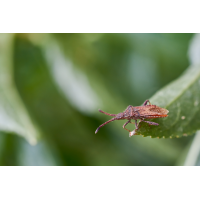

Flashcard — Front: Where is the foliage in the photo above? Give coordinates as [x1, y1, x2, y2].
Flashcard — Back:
[0, 33, 197, 165]
[137, 64, 200, 138]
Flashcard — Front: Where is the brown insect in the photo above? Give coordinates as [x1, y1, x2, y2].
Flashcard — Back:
[95, 100, 169, 137]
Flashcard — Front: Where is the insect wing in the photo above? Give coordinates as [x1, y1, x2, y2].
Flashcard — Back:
[138, 105, 169, 118]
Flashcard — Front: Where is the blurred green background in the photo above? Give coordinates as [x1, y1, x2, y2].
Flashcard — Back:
[0, 33, 195, 165]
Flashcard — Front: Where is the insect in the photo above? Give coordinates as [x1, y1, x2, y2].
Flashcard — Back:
[95, 99, 169, 137]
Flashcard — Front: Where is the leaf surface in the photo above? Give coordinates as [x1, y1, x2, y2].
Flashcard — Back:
[136, 65, 200, 138]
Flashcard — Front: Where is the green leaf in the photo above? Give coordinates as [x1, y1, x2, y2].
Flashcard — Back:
[135, 64, 200, 138]
[0, 34, 39, 145]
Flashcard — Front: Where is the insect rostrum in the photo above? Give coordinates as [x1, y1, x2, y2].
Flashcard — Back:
[95, 100, 169, 137]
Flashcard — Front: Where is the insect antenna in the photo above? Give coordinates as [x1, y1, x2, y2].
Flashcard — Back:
[95, 118, 117, 134]
[99, 110, 117, 116]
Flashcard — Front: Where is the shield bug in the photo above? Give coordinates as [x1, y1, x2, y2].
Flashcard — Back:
[95, 99, 169, 137]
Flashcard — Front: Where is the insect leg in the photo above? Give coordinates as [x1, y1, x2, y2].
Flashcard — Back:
[135, 120, 139, 129]
[143, 99, 152, 106]
[133, 107, 140, 116]
[129, 120, 140, 137]
[142, 120, 159, 126]
[123, 120, 131, 132]
[130, 120, 139, 129]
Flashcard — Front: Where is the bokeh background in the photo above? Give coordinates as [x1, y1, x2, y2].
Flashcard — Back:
[0, 33, 195, 165]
